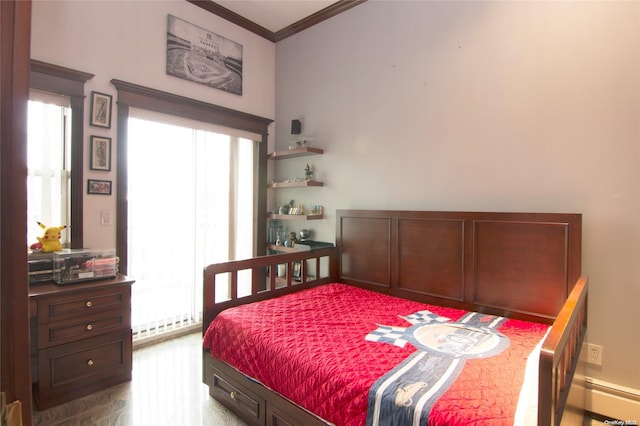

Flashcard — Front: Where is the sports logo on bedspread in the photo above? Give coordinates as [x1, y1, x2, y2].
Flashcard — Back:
[365, 311, 510, 426]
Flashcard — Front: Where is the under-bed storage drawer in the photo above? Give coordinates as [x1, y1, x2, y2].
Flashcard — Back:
[210, 367, 265, 425]
[205, 356, 332, 426]
[266, 396, 332, 426]
[267, 406, 296, 426]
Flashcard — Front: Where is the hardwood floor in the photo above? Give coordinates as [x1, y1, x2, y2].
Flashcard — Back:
[32, 331, 605, 426]
[32, 332, 246, 426]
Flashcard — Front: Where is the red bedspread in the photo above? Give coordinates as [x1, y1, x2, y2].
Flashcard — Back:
[203, 283, 549, 426]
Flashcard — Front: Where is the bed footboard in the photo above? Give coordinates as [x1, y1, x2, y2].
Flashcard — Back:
[202, 247, 339, 334]
[539, 276, 589, 426]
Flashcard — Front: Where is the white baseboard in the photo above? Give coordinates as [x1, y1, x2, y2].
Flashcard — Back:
[585, 377, 640, 421]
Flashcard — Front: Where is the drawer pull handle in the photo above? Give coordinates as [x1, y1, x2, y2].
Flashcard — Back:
[230, 391, 237, 400]
[86, 301, 93, 308]
[86, 324, 93, 331]
[87, 359, 94, 366]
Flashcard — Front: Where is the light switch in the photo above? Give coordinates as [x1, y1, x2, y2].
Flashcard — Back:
[100, 209, 111, 226]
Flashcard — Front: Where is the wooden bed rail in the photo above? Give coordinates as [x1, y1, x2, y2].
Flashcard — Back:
[202, 247, 339, 332]
[539, 276, 588, 426]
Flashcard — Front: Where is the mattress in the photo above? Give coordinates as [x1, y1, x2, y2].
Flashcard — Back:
[203, 283, 549, 426]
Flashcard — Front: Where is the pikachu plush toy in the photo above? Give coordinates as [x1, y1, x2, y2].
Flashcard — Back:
[32, 222, 67, 252]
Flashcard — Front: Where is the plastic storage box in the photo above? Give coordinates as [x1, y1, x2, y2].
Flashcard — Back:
[53, 249, 117, 284]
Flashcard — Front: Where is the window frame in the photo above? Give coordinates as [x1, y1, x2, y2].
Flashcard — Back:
[29, 60, 94, 248]
[110, 79, 273, 274]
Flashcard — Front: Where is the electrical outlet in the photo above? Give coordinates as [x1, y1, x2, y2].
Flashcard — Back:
[587, 343, 603, 366]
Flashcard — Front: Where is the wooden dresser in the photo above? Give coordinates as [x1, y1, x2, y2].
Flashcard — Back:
[29, 274, 134, 410]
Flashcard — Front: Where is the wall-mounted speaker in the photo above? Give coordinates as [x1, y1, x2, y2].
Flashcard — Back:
[291, 119, 301, 135]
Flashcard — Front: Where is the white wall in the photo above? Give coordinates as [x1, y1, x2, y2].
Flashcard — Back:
[31, 0, 275, 249]
[275, 1, 640, 393]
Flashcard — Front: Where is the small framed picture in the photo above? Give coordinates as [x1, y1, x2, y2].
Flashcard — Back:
[90, 91, 112, 128]
[292, 261, 302, 281]
[90, 135, 111, 171]
[87, 179, 112, 195]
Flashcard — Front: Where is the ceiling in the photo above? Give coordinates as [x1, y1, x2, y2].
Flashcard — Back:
[188, 0, 366, 42]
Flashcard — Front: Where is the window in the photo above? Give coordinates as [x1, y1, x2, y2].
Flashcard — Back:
[27, 93, 71, 247]
[28, 60, 93, 249]
[127, 114, 256, 339]
[111, 79, 272, 344]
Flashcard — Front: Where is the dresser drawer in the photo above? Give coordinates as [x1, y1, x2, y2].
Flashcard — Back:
[35, 329, 132, 410]
[37, 308, 130, 349]
[37, 285, 130, 324]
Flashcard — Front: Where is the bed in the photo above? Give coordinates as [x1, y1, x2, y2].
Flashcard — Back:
[202, 210, 588, 426]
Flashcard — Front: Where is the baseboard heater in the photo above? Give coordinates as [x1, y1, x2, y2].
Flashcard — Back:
[585, 377, 640, 422]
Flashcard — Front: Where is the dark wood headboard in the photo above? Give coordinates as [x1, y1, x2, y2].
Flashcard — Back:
[336, 210, 582, 324]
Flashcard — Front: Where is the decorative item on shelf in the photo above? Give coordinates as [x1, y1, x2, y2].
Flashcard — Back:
[277, 263, 286, 276]
[285, 199, 307, 215]
[304, 163, 313, 181]
[289, 139, 312, 150]
[292, 261, 302, 281]
[299, 229, 311, 241]
[268, 220, 284, 244]
[288, 205, 305, 215]
[311, 205, 324, 215]
[30, 222, 67, 253]
[289, 232, 297, 248]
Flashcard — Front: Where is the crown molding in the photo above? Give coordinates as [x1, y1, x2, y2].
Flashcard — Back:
[186, 0, 274, 41]
[187, 0, 366, 43]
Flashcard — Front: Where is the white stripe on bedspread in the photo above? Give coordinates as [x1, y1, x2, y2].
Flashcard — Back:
[412, 358, 462, 426]
[514, 328, 551, 426]
[370, 351, 428, 426]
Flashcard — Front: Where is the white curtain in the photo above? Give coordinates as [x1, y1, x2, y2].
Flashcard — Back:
[127, 113, 256, 339]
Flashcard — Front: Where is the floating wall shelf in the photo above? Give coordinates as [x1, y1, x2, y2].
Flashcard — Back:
[267, 146, 324, 160]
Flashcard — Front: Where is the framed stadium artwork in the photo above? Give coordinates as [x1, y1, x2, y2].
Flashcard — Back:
[166, 14, 243, 95]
